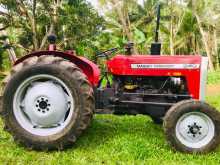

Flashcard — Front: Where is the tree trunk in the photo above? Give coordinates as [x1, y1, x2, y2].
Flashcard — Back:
[213, 29, 219, 69]
[32, 0, 38, 50]
[40, 24, 54, 50]
[195, 14, 214, 71]
[169, 0, 175, 55]
[170, 22, 175, 55]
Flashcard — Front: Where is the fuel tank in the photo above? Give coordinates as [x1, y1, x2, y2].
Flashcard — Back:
[107, 55, 208, 100]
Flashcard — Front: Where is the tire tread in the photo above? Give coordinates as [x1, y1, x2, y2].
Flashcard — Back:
[1, 55, 94, 150]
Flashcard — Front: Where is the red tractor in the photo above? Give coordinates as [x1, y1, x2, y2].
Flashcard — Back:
[1, 6, 220, 154]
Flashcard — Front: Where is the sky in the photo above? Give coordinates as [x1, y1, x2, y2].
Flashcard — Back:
[0, 1, 145, 14]
[87, 0, 144, 10]
[0, 1, 144, 12]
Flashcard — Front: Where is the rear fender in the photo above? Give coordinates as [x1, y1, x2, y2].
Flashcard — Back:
[14, 51, 100, 87]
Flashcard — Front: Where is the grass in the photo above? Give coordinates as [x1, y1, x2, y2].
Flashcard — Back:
[0, 114, 220, 165]
[207, 70, 220, 85]
[0, 71, 220, 164]
[0, 96, 219, 165]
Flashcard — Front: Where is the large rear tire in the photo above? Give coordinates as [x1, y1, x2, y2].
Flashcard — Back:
[0, 55, 94, 150]
[164, 100, 220, 153]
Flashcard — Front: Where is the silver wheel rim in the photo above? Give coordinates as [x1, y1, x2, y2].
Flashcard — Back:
[175, 112, 215, 149]
[13, 74, 75, 136]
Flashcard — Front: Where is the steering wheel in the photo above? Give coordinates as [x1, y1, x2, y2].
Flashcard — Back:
[96, 48, 118, 59]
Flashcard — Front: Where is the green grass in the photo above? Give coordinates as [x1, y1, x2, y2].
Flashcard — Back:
[0, 95, 219, 165]
[0, 71, 220, 164]
[207, 70, 220, 85]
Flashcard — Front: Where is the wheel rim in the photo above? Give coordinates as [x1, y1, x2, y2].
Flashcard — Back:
[175, 112, 215, 149]
[13, 74, 75, 136]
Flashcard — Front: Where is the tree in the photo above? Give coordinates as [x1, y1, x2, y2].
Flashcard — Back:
[1, 0, 220, 71]
[0, 0, 104, 58]
[188, 0, 220, 70]
[98, 0, 158, 54]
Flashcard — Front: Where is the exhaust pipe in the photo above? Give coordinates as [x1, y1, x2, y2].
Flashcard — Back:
[151, 3, 161, 55]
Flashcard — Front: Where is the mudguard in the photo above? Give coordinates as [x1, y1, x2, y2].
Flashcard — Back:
[14, 51, 100, 87]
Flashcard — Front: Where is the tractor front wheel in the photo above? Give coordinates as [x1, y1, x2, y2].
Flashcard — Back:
[1, 55, 94, 150]
[163, 100, 220, 153]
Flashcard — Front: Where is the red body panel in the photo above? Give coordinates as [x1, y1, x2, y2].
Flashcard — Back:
[15, 51, 203, 99]
[14, 51, 100, 86]
[107, 55, 202, 99]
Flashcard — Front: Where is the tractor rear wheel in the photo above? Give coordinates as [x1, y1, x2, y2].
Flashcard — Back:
[0, 55, 94, 150]
[163, 100, 220, 153]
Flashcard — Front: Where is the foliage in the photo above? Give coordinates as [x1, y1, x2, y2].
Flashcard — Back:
[96, 0, 220, 69]
[0, 0, 220, 70]
[0, 0, 104, 59]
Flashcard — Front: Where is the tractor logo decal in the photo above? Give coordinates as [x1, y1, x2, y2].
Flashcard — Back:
[131, 64, 200, 69]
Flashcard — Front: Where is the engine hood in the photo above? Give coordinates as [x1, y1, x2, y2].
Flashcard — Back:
[107, 55, 202, 76]
[107, 55, 207, 100]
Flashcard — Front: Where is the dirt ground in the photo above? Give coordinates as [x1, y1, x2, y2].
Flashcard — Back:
[207, 84, 220, 96]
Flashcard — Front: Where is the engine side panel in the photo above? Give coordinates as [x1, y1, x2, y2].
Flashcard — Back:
[107, 55, 204, 100]
[14, 51, 100, 87]
[95, 75, 191, 117]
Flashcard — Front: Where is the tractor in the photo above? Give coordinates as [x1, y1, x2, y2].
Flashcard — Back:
[1, 5, 220, 154]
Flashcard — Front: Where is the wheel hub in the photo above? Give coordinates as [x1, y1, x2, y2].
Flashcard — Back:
[35, 96, 51, 113]
[39, 100, 48, 109]
[188, 123, 202, 137]
[23, 81, 70, 127]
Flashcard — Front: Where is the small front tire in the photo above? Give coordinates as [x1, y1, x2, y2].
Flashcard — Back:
[163, 100, 220, 153]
